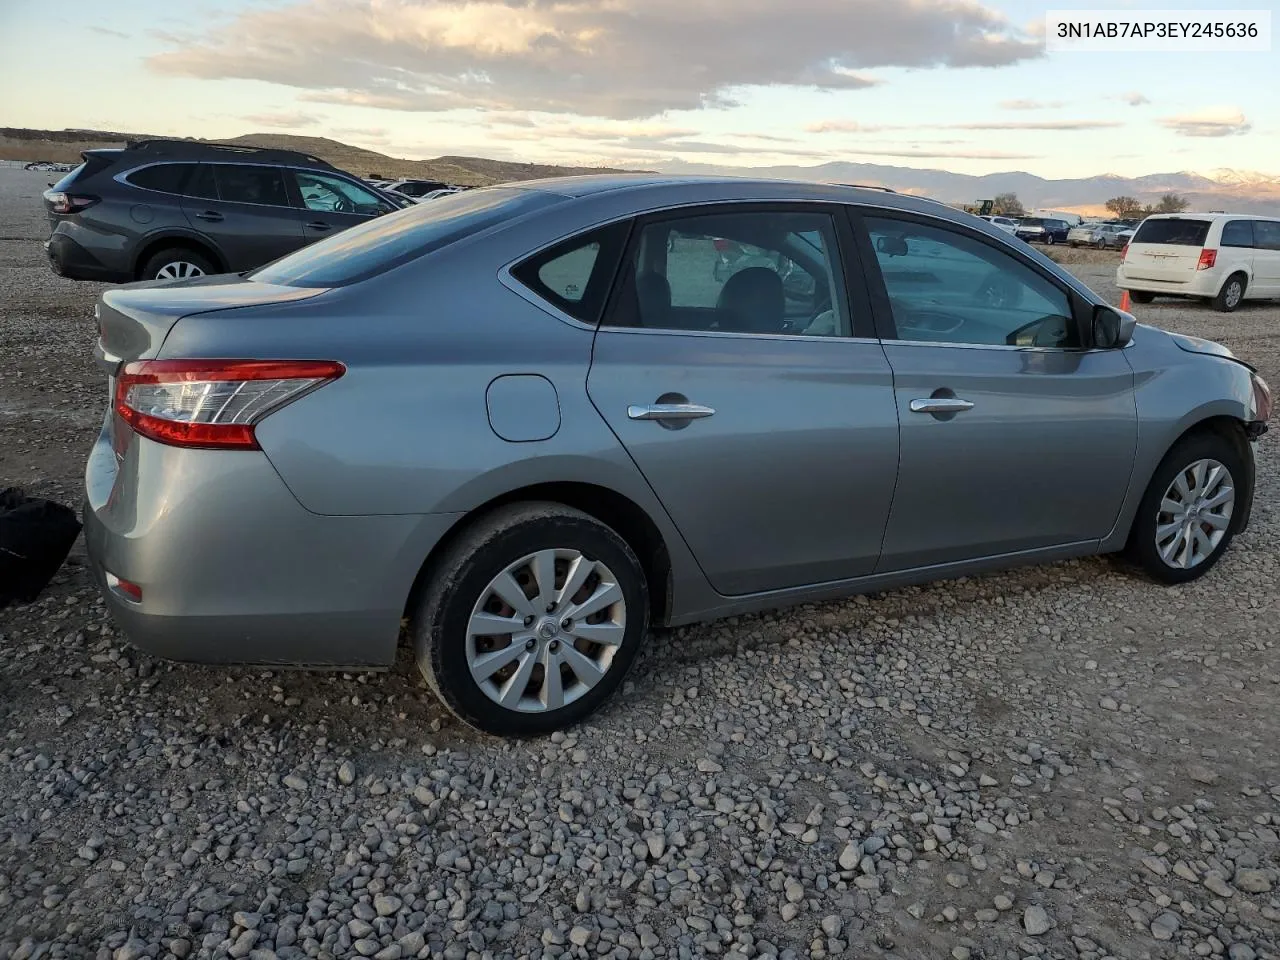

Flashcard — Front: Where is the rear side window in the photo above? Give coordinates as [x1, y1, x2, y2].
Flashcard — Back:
[1221, 220, 1254, 248]
[1133, 218, 1211, 246]
[1254, 221, 1280, 251]
[184, 164, 219, 200]
[213, 165, 291, 207]
[125, 163, 192, 195]
[511, 221, 631, 323]
[251, 187, 562, 287]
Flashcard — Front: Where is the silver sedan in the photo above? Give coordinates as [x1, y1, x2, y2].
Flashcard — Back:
[83, 176, 1271, 735]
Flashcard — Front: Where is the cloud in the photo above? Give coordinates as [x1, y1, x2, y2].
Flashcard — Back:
[1115, 91, 1150, 106]
[999, 99, 1066, 110]
[241, 111, 324, 128]
[1159, 108, 1251, 138]
[147, 0, 1041, 120]
[89, 26, 130, 39]
[948, 119, 1120, 130]
[846, 147, 1041, 160]
[330, 125, 389, 138]
[808, 118, 1119, 133]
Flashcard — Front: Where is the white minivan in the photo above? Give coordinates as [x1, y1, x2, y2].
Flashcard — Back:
[1117, 213, 1280, 312]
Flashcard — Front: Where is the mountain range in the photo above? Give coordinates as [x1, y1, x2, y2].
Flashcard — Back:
[3, 127, 1277, 215]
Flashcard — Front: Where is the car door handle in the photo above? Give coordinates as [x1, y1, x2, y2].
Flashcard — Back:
[305, 221, 333, 231]
[192, 210, 223, 222]
[627, 403, 716, 421]
[909, 397, 975, 414]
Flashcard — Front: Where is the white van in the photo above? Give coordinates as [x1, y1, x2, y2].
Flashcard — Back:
[1117, 214, 1280, 312]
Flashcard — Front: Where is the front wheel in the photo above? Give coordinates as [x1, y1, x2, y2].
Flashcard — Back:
[1129, 291, 1155, 304]
[412, 503, 649, 736]
[1126, 432, 1245, 584]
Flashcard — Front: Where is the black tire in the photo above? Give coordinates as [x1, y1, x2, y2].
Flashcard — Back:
[1095, 238, 1107, 250]
[1213, 273, 1247, 313]
[1129, 291, 1155, 304]
[140, 247, 216, 282]
[1126, 431, 1246, 584]
[1069, 241, 1079, 248]
[1045, 234, 1056, 245]
[412, 502, 649, 736]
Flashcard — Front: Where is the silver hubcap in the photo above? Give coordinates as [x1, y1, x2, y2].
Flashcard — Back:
[156, 261, 204, 280]
[1225, 282, 1243, 308]
[466, 549, 626, 713]
[1156, 459, 1234, 569]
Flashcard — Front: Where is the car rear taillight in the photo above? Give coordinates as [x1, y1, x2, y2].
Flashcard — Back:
[43, 190, 99, 214]
[1251, 373, 1272, 423]
[1120, 243, 1129, 261]
[114, 359, 345, 450]
[1197, 248, 1218, 270]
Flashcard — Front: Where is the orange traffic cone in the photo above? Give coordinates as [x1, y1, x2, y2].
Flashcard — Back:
[1119, 290, 1131, 312]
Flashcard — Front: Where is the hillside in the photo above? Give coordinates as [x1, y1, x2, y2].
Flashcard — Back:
[0, 128, 638, 186]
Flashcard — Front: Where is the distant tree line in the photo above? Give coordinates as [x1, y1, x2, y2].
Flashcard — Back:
[984, 192, 1191, 221]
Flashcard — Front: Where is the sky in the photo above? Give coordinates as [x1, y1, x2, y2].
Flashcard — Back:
[0, 0, 1276, 179]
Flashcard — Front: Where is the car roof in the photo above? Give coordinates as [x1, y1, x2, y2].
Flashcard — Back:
[1141, 212, 1279, 222]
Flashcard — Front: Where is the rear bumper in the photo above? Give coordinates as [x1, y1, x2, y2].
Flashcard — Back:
[1116, 266, 1221, 296]
[83, 424, 462, 667]
[45, 234, 130, 283]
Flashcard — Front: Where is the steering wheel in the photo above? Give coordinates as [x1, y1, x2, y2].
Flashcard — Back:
[974, 271, 1024, 309]
[333, 197, 354, 214]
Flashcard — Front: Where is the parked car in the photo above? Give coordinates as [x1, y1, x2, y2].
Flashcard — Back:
[84, 176, 1270, 735]
[1014, 217, 1071, 245]
[979, 215, 1020, 234]
[383, 178, 452, 200]
[1117, 213, 1280, 312]
[42, 140, 404, 283]
[420, 186, 468, 201]
[1068, 222, 1130, 249]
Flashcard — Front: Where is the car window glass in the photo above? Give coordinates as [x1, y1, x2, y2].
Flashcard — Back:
[511, 222, 630, 323]
[1253, 221, 1280, 251]
[606, 210, 850, 336]
[213, 165, 290, 207]
[183, 164, 219, 200]
[252, 187, 562, 287]
[1220, 220, 1254, 248]
[1133, 218, 1210, 246]
[866, 216, 1077, 349]
[294, 171, 391, 216]
[125, 163, 192, 195]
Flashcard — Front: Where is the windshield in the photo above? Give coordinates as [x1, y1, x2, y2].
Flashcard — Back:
[1133, 218, 1211, 246]
[251, 187, 562, 287]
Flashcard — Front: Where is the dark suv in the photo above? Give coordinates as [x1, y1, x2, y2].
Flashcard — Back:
[43, 140, 409, 283]
[1014, 217, 1071, 245]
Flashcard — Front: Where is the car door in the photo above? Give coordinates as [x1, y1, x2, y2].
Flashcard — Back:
[288, 170, 396, 245]
[585, 204, 900, 597]
[180, 163, 305, 271]
[857, 210, 1138, 572]
[1250, 220, 1280, 295]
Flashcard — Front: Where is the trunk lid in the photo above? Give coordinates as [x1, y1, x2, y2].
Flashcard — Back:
[1124, 217, 1212, 282]
[94, 274, 327, 375]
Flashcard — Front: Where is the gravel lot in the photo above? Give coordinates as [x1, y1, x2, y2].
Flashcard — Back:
[2, 166, 1278, 960]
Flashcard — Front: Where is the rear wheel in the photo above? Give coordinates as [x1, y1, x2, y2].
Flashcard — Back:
[412, 503, 649, 736]
[1045, 234, 1056, 245]
[1095, 238, 1108, 250]
[1129, 291, 1155, 304]
[1126, 432, 1244, 584]
[141, 248, 216, 282]
[1213, 273, 1247, 313]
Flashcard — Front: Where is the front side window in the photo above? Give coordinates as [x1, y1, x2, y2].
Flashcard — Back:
[294, 171, 392, 216]
[213, 165, 290, 207]
[866, 215, 1077, 349]
[605, 209, 850, 336]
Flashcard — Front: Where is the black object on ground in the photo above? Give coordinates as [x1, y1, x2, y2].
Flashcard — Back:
[0, 488, 82, 609]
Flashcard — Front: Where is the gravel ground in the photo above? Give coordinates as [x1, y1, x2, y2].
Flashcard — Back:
[1, 166, 1278, 960]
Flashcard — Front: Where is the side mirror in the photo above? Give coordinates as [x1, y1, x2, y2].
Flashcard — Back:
[1093, 304, 1136, 349]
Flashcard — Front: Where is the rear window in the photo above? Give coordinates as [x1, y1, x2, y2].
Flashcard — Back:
[125, 162, 192, 195]
[51, 150, 120, 190]
[1020, 218, 1044, 227]
[251, 187, 561, 287]
[1133, 218, 1211, 246]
